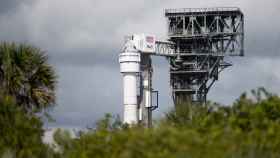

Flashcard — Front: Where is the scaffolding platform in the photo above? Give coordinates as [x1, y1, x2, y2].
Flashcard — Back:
[166, 7, 244, 104]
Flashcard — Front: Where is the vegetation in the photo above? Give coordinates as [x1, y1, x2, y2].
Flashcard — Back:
[0, 42, 58, 158]
[0, 93, 58, 158]
[53, 87, 280, 158]
[3, 82, 280, 158]
[0, 42, 56, 112]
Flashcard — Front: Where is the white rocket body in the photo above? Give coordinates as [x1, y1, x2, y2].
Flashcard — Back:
[119, 34, 156, 125]
[119, 41, 140, 124]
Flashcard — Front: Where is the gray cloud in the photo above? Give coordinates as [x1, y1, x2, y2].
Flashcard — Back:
[0, 0, 34, 15]
[47, 65, 123, 128]
[0, 0, 279, 128]
[209, 56, 280, 104]
[1, 0, 279, 65]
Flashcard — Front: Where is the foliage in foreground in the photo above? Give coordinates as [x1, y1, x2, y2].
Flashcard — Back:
[0, 42, 57, 112]
[1, 87, 280, 158]
[53, 87, 280, 158]
[0, 42, 58, 158]
[0, 95, 58, 158]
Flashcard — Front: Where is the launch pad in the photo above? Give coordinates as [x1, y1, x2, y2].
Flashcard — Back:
[119, 7, 244, 126]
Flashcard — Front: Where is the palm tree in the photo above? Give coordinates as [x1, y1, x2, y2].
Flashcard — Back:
[0, 42, 57, 112]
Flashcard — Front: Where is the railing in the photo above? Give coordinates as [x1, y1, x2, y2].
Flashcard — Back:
[168, 30, 241, 37]
[165, 7, 240, 14]
[154, 40, 176, 56]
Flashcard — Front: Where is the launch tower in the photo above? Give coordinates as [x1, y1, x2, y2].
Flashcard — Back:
[166, 8, 244, 104]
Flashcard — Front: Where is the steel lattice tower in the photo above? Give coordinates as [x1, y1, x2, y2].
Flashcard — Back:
[165, 8, 244, 104]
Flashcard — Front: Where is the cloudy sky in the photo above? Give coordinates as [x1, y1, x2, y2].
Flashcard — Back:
[0, 0, 279, 129]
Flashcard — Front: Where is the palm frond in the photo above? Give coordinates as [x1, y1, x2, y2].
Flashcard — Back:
[0, 42, 57, 112]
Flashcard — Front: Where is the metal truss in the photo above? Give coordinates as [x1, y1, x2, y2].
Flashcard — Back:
[166, 7, 244, 56]
[164, 7, 244, 104]
[154, 41, 176, 56]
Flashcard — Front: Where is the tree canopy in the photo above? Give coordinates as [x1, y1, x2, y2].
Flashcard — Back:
[0, 94, 58, 158]
[53, 87, 280, 158]
[0, 42, 57, 112]
[0, 42, 58, 158]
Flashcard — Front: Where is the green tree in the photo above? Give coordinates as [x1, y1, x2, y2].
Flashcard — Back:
[0, 42, 57, 112]
[56, 88, 280, 158]
[0, 42, 58, 157]
[0, 94, 59, 158]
